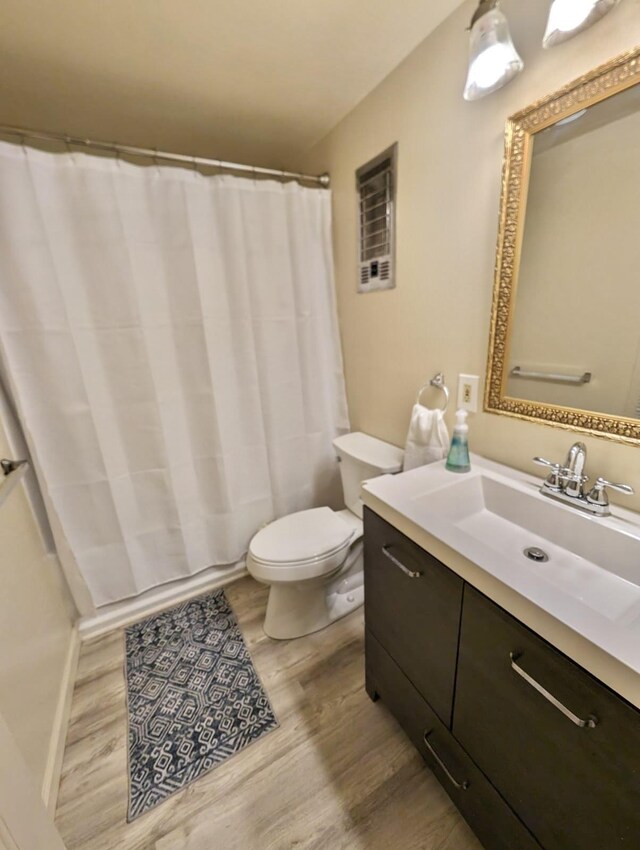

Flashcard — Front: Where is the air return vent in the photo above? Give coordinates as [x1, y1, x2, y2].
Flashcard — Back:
[356, 144, 397, 293]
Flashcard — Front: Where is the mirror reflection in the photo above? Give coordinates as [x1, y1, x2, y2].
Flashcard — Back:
[506, 82, 640, 420]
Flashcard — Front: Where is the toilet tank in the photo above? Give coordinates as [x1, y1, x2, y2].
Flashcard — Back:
[333, 432, 404, 518]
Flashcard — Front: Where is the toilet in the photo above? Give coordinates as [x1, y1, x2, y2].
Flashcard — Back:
[246, 432, 403, 639]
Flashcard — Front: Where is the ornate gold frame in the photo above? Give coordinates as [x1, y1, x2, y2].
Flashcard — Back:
[484, 46, 640, 445]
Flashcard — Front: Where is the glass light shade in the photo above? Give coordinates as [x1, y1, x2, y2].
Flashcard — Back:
[543, 0, 619, 48]
[464, 6, 524, 102]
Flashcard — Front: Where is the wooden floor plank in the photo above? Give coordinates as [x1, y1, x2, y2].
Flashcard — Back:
[55, 577, 482, 850]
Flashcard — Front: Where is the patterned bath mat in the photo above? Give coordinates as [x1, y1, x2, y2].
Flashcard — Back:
[125, 589, 278, 820]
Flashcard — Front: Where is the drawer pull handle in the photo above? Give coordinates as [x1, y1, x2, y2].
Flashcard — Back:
[423, 731, 470, 791]
[510, 653, 598, 729]
[381, 545, 423, 578]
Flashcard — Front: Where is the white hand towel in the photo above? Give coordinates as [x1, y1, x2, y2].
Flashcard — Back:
[402, 403, 449, 471]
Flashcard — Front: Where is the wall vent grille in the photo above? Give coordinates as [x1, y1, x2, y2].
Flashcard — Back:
[356, 144, 397, 293]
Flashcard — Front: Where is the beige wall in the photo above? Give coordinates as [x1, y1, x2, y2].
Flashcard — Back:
[508, 107, 640, 416]
[0, 416, 75, 789]
[299, 0, 640, 509]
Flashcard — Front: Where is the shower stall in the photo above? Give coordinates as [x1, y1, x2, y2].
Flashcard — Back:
[0, 133, 347, 618]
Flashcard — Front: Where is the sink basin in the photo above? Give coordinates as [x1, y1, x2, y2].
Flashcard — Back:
[362, 454, 640, 689]
[413, 473, 640, 620]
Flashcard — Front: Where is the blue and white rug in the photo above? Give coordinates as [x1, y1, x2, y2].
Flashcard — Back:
[125, 589, 278, 820]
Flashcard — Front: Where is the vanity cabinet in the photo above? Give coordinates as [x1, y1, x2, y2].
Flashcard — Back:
[364, 508, 640, 850]
[366, 631, 542, 850]
[454, 586, 640, 850]
[363, 506, 463, 726]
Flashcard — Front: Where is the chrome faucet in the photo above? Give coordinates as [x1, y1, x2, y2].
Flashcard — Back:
[562, 442, 587, 498]
[533, 442, 634, 517]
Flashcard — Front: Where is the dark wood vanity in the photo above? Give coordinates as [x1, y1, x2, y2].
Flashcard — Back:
[364, 507, 640, 850]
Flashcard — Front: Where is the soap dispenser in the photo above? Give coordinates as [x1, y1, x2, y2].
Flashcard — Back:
[446, 409, 471, 473]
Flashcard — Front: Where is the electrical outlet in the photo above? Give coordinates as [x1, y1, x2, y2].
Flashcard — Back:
[457, 374, 479, 412]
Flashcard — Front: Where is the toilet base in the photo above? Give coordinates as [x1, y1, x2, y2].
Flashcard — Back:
[263, 542, 364, 640]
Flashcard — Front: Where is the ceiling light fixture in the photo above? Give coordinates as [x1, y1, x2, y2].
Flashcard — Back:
[464, 0, 524, 102]
[543, 0, 620, 48]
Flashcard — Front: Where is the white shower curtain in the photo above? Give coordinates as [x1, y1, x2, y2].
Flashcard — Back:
[0, 142, 349, 607]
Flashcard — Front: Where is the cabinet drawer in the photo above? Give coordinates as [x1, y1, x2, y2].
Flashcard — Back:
[454, 586, 640, 850]
[366, 630, 542, 850]
[364, 508, 463, 726]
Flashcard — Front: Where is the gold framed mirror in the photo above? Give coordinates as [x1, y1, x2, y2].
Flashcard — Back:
[485, 46, 640, 445]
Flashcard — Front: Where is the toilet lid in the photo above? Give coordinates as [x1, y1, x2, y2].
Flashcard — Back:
[250, 507, 354, 565]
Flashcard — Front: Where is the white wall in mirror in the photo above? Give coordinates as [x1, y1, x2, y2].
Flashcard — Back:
[507, 83, 640, 419]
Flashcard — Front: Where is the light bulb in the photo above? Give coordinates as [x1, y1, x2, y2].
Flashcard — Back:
[548, 0, 593, 31]
[469, 43, 516, 90]
[464, 2, 523, 102]
[543, 0, 619, 48]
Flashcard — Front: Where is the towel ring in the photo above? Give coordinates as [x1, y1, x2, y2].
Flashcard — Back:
[416, 372, 449, 412]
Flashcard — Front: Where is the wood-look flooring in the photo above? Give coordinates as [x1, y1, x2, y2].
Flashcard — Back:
[55, 577, 483, 850]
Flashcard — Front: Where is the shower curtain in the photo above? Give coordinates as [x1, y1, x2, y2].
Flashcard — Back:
[0, 142, 349, 607]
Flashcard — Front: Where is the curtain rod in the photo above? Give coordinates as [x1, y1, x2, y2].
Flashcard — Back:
[0, 124, 330, 187]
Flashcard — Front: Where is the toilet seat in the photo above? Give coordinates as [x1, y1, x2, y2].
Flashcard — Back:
[248, 507, 355, 582]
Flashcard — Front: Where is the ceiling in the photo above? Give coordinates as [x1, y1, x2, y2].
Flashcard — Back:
[0, 0, 462, 170]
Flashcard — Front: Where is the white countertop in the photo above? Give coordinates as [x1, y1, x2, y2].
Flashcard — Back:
[362, 454, 640, 709]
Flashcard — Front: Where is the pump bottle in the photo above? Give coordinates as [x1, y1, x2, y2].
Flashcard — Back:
[445, 409, 471, 473]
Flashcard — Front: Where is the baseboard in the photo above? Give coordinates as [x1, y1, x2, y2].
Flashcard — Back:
[78, 563, 248, 641]
[41, 626, 81, 815]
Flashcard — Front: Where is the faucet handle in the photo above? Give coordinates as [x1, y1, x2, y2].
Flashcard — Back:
[533, 457, 561, 470]
[586, 477, 635, 508]
[533, 457, 568, 492]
